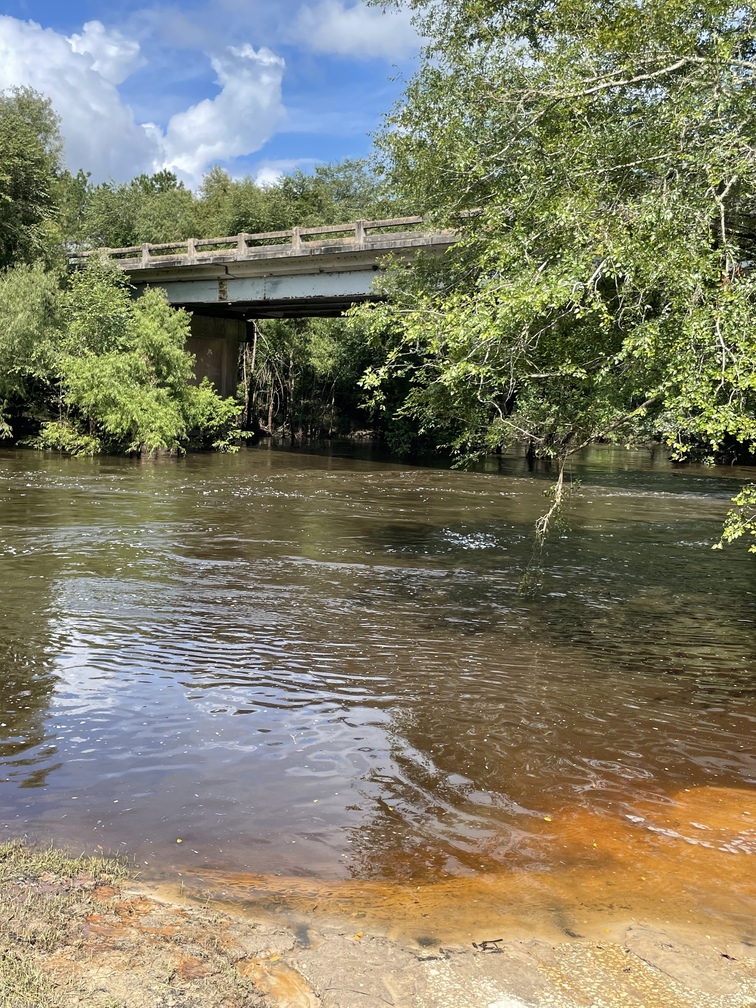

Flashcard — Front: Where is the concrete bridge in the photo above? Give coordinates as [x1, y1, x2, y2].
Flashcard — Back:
[72, 216, 455, 395]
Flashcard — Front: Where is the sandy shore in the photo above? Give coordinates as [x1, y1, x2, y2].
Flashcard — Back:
[1, 840, 755, 1008]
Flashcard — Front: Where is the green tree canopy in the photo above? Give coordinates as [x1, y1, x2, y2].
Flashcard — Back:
[0, 261, 240, 455]
[193, 166, 284, 237]
[0, 263, 61, 436]
[359, 0, 756, 531]
[72, 158, 410, 250]
[275, 159, 409, 225]
[0, 87, 62, 268]
[77, 171, 196, 249]
[38, 265, 240, 455]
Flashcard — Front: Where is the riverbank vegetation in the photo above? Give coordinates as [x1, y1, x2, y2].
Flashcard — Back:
[358, 0, 756, 539]
[0, 840, 127, 1007]
[0, 260, 241, 455]
[2, 0, 756, 544]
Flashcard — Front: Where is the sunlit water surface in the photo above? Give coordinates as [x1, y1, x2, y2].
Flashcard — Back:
[1, 444, 754, 940]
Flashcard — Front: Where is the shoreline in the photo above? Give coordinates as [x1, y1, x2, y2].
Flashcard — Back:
[2, 839, 754, 1008]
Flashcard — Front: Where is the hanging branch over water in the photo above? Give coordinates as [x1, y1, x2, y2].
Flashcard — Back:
[355, 0, 756, 547]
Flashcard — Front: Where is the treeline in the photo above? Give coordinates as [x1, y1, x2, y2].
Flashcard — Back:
[0, 86, 419, 455]
[61, 162, 407, 251]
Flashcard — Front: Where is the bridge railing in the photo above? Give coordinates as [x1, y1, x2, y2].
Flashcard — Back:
[69, 215, 441, 268]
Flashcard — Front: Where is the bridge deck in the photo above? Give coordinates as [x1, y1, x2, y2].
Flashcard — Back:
[69, 216, 456, 278]
[69, 216, 458, 321]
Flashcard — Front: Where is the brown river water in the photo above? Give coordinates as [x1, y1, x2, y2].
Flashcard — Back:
[0, 443, 754, 943]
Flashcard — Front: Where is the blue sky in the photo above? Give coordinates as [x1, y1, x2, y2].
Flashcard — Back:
[0, 0, 419, 185]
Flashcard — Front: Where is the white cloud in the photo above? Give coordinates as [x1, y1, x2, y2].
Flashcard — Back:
[159, 45, 285, 181]
[0, 15, 155, 181]
[0, 16, 286, 186]
[68, 20, 143, 85]
[254, 158, 317, 186]
[294, 0, 418, 60]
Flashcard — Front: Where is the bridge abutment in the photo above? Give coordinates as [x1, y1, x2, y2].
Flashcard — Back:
[187, 315, 244, 399]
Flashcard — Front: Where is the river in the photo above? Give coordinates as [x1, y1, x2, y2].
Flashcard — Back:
[0, 443, 754, 942]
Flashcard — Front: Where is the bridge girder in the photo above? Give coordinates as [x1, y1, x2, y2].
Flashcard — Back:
[139, 267, 384, 320]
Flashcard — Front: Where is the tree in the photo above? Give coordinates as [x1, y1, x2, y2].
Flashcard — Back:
[241, 317, 376, 439]
[0, 263, 62, 437]
[0, 262, 241, 454]
[361, 0, 756, 536]
[275, 159, 408, 225]
[192, 159, 406, 240]
[55, 169, 92, 247]
[717, 487, 756, 552]
[79, 172, 196, 249]
[0, 87, 62, 268]
[193, 166, 284, 237]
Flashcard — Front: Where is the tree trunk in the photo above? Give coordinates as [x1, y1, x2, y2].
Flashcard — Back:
[288, 349, 296, 444]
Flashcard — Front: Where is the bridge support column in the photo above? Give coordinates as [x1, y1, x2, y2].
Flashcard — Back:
[186, 315, 245, 398]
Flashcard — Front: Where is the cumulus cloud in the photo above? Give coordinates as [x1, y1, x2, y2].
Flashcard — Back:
[68, 20, 143, 85]
[0, 16, 155, 181]
[294, 0, 418, 60]
[159, 45, 285, 181]
[0, 15, 285, 186]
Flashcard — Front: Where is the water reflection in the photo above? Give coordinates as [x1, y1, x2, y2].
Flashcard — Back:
[0, 444, 753, 937]
[0, 458, 68, 789]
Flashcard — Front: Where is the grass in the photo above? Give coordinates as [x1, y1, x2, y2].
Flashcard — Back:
[0, 839, 129, 1007]
[0, 838, 128, 886]
[0, 839, 270, 1008]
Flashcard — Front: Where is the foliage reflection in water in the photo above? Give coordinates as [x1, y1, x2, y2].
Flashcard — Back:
[0, 443, 753, 937]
